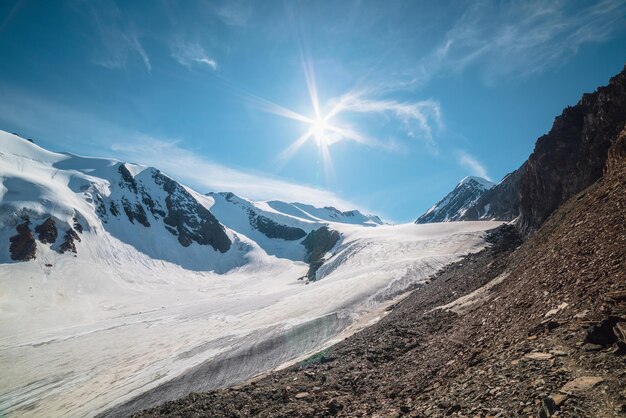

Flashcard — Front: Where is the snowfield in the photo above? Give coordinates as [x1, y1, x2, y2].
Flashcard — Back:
[0, 132, 501, 417]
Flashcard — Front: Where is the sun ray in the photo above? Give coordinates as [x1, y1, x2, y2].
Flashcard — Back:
[277, 126, 314, 162]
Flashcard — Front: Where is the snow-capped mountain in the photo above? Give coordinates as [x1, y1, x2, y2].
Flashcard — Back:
[0, 130, 378, 277]
[415, 176, 495, 224]
[459, 164, 524, 222]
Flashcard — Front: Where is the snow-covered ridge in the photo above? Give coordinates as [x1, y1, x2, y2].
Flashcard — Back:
[458, 176, 496, 190]
[0, 131, 380, 274]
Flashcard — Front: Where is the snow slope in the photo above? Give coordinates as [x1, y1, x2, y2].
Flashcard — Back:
[0, 131, 501, 417]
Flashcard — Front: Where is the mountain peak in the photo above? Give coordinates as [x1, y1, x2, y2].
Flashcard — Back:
[415, 176, 495, 224]
[458, 176, 495, 190]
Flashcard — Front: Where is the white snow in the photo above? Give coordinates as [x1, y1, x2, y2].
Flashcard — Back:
[458, 176, 496, 190]
[0, 131, 501, 417]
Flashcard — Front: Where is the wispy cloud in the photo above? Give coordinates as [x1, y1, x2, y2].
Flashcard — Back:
[411, 0, 626, 85]
[329, 92, 443, 145]
[79, 1, 151, 72]
[170, 38, 218, 70]
[110, 135, 357, 209]
[210, 0, 253, 27]
[457, 150, 491, 180]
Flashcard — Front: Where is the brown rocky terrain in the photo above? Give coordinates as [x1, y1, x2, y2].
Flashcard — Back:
[133, 69, 626, 418]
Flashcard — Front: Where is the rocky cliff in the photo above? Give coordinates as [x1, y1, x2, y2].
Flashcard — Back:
[518, 66, 626, 235]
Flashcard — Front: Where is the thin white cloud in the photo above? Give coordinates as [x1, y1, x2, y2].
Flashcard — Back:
[211, 0, 252, 26]
[331, 92, 443, 145]
[110, 135, 357, 209]
[412, 0, 626, 85]
[79, 1, 151, 72]
[457, 151, 491, 180]
[170, 39, 218, 70]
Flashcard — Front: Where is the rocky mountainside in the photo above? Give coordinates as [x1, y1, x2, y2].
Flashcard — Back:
[418, 66, 626, 232]
[134, 72, 626, 418]
[519, 66, 626, 235]
[415, 176, 495, 224]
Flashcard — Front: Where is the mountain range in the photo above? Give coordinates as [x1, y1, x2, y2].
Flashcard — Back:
[2, 66, 625, 417]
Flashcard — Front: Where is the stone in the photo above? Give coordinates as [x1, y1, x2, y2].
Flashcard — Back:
[295, 392, 309, 399]
[560, 376, 604, 393]
[538, 397, 557, 418]
[523, 352, 554, 360]
[445, 404, 461, 415]
[550, 393, 567, 407]
[583, 343, 603, 352]
[585, 317, 622, 346]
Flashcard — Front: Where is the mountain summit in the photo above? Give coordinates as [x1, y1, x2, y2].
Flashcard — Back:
[415, 176, 495, 224]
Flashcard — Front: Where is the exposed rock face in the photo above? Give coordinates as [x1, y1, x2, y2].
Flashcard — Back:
[59, 227, 81, 254]
[121, 197, 151, 228]
[118, 164, 138, 194]
[9, 218, 37, 261]
[248, 212, 306, 241]
[416, 177, 495, 224]
[460, 164, 525, 221]
[604, 126, 626, 176]
[34, 217, 58, 244]
[153, 171, 231, 253]
[72, 216, 83, 234]
[518, 66, 626, 235]
[302, 227, 341, 280]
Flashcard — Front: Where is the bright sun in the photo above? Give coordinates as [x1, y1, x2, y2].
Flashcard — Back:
[311, 117, 328, 146]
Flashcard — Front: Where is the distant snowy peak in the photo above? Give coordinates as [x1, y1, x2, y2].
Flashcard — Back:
[268, 201, 383, 226]
[415, 176, 495, 224]
[458, 176, 496, 190]
[207, 192, 383, 228]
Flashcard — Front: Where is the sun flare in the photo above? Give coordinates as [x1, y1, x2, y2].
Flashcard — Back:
[311, 117, 328, 146]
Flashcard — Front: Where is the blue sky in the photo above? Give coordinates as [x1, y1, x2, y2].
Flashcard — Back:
[1, 0, 625, 222]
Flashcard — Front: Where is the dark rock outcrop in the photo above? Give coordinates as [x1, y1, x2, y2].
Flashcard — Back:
[72, 216, 83, 234]
[248, 212, 306, 241]
[302, 227, 341, 280]
[154, 171, 231, 253]
[34, 217, 58, 244]
[118, 164, 138, 194]
[121, 197, 151, 228]
[59, 227, 81, 254]
[9, 218, 37, 261]
[518, 66, 626, 235]
[460, 164, 525, 221]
